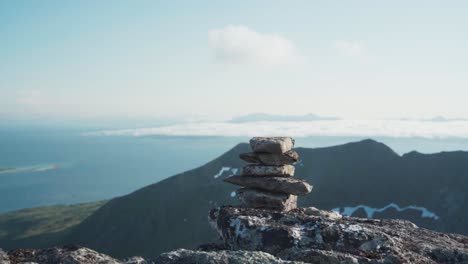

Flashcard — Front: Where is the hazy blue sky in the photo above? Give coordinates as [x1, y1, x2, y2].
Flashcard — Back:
[1, 1, 467, 121]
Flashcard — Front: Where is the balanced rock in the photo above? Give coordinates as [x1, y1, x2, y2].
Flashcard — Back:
[224, 175, 312, 196]
[225, 136, 311, 212]
[250, 137, 294, 154]
[242, 164, 295, 177]
[239, 150, 299, 165]
[236, 188, 297, 211]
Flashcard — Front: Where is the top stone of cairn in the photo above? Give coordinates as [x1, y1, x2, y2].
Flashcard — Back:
[249, 137, 295, 154]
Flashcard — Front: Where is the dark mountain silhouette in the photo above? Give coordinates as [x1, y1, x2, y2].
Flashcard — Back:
[65, 139, 468, 258]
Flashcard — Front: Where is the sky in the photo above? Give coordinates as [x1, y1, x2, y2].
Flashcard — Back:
[1, 0, 468, 123]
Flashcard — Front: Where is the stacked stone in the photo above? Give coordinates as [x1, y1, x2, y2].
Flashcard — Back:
[224, 137, 312, 211]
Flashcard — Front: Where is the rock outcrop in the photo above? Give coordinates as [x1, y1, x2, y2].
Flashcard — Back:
[0, 245, 146, 264]
[157, 132, 468, 264]
[155, 249, 303, 264]
[202, 206, 468, 263]
[0, 249, 10, 264]
[4, 204, 468, 264]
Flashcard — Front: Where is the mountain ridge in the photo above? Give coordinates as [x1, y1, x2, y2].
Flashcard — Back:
[1, 139, 468, 259]
[65, 139, 468, 258]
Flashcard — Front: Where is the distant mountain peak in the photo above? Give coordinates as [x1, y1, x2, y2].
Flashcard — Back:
[324, 139, 399, 158]
[229, 113, 340, 123]
[402, 150, 422, 157]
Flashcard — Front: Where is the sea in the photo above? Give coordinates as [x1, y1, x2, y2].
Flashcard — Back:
[2, 124, 468, 213]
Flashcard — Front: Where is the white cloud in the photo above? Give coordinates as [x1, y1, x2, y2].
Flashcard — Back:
[334, 40, 365, 56]
[208, 25, 299, 66]
[84, 119, 468, 139]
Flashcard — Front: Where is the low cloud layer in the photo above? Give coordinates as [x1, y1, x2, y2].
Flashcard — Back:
[85, 119, 468, 139]
[208, 25, 298, 66]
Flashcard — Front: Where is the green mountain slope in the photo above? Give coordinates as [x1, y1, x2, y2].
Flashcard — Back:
[0, 201, 105, 249]
[67, 143, 248, 258]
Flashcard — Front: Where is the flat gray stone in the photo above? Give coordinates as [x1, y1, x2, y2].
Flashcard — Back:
[242, 164, 295, 177]
[250, 137, 295, 154]
[239, 150, 299, 165]
[236, 188, 297, 211]
[224, 175, 312, 196]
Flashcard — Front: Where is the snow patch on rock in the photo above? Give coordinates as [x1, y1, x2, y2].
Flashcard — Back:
[213, 167, 239, 179]
[294, 160, 304, 167]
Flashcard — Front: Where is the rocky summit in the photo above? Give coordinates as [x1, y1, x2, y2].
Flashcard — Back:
[0, 245, 144, 264]
[156, 249, 302, 264]
[4, 206, 468, 263]
[162, 206, 467, 264]
[156, 137, 468, 263]
[207, 206, 467, 263]
[4, 137, 468, 263]
[224, 136, 313, 211]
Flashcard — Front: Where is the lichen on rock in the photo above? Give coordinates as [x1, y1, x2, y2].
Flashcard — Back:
[205, 206, 468, 263]
[155, 249, 304, 264]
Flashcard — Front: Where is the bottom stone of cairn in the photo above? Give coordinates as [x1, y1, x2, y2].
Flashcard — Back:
[236, 188, 297, 211]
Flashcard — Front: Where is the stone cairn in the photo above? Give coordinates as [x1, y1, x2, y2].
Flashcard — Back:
[224, 137, 312, 211]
